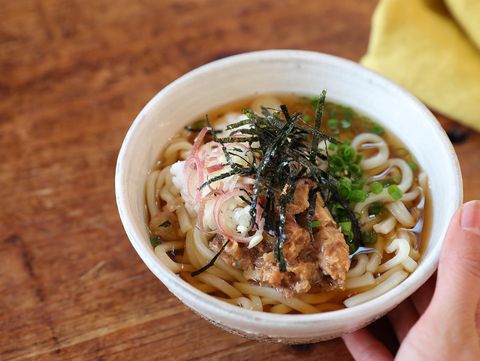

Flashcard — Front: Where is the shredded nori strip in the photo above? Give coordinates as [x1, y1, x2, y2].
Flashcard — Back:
[185, 118, 221, 134]
[306, 187, 318, 240]
[216, 136, 259, 143]
[275, 204, 288, 272]
[274, 167, 302, 271]
[192, 91, 364, 272]
[249, 108, 299, 223]
[309, 90, 327, 163]
[225, 118, 252, 130]
[199, 168, 245, 190]
[205, 115, 253, 174]
[191, 239, 231, 277]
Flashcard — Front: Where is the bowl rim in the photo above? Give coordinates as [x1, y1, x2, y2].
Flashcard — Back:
[115, 49, 463, 327]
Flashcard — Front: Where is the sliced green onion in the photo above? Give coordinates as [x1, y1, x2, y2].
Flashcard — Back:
[351, 178, 366, 190]
[349, 163, 362, 177]
[340, 145, 355, 162]
[338, 177, 352, 198]
[339, 221, 352, 233]
[350, 189, 368, 202]
[347, 240, 357, 254]
[330, 203, 345, 218]
[368, 202, 383, 215]
[407, 160, 418, 172]
[303, 114, 312, 123]
[150, 235, 161, 247]
[371, 124, 384, 135]
[330, 155, 345, 170]
[369, 181, 383, 194]
[327, 118, 339, 129]
[387, 184, 403, 200]
[339, 221, 353, 239]
[328, 142, 337, 151]
[362, 230, 378, 244]
[340, 177, 352, 188]
[311, 220, 321, 228]
[338, 187, 350, 199]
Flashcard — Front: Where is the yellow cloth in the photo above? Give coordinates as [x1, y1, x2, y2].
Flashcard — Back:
[361, 0, 480, 131]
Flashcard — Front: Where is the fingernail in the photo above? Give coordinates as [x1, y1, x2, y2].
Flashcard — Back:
[460, 201, 480, 230]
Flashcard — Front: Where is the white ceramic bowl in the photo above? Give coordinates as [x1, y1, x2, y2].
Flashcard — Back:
[115, 50, 463, 343]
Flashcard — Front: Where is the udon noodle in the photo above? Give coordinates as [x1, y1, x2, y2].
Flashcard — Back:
[145, 94, 429, 314]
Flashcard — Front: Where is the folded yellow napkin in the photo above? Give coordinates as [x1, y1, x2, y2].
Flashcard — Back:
[361, 0, 480, 131]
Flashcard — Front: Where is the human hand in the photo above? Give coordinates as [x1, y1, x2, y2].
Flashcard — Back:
[343, 200, 480, 361]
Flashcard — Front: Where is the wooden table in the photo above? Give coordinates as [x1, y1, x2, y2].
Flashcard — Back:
[1, 1, 478, 360]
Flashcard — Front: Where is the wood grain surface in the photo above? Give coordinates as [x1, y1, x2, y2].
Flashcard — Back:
[0, 0, 478, 360]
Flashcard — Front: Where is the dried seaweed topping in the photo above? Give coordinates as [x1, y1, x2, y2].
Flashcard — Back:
[190, 91, 366, 275]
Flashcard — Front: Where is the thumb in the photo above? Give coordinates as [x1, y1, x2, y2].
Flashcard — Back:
[397, 203, 480, 361]
[434, 200, 480, 313]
